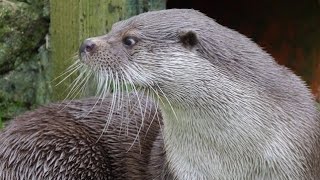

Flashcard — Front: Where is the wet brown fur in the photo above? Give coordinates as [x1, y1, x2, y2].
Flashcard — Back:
[0, 95, 165, 179]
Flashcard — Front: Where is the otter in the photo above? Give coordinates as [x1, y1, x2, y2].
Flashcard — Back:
[0, 94, 166, 179]
[0, 8, 319, 180]
[79, 9, 320, 179]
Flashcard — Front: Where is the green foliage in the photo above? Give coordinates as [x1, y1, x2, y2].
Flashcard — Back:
[0, 1, 48, 74]
[0, 88, 29, 121]
[0, 115, 3, 129]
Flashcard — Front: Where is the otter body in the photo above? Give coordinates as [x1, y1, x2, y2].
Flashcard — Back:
[0, 95, 164, 179]
[80, 9, 320, 179]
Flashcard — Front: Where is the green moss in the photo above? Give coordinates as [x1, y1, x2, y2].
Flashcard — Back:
[0, 0, 50, 120]
[0, 55, 40, 120]
[0, 1, 48, 74]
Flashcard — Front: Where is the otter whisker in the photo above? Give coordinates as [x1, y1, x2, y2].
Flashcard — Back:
[141, 87, 153, 133]
[146, 92, 163, 140]
[51, 57, 80, 83]
[128, 92, 144, 154]
[65, 68, 93, 101]
[122, 70, 134, 136]
[120, 71, 127, 110]
[114, 71, 125, 136]
[118, 73, 127, 136]
[143, 87, 150, 120]
[115, 72, 121, 110]
[100, 76, 110, 100]
[144, 89, 164, 141]
[129, 63, 164, 133]
[77, 69, 94, 97]
[97, 68, 112, 108]
[57, 63, 83, 96]
[105, 68, 113, 96]
[154, 84, 179, 121]
[63, 68, 87, 98]
[123, 63, 167, 116]
[108, 70, 117, 123]
[62, 58, 81, 72]
[119, 70, 133, 137]
[122, 64, 163, 120]
[93, 69, 113, 140]
[57, 67, 90, 110]
[95, 68, 105, 96]
[120, 67, 146, 152]
[123, 69, 145, 121]
[143, 88, 155, 139]
[93, 69, 114, 142]
[57, 65, 95, 114]
[98, 69, 116, 142]
[54, 62, 82, 87]
[81, 72, 108, 120]
[118, 71, 125, 110]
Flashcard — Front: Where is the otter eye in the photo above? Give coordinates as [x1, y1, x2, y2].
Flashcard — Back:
[123, 36, 137, 47]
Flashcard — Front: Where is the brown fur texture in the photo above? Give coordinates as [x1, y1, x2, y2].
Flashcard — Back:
[0, 94, 165, 180]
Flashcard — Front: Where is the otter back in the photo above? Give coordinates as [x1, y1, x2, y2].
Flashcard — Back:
[0, 95, 164, 180]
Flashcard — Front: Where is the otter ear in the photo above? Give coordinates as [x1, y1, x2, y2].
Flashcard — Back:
[179, 30, 199, 48]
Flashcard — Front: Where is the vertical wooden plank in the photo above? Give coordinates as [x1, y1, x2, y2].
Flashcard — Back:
[50, 0, 81, 101]
[79, 0, 126, 40]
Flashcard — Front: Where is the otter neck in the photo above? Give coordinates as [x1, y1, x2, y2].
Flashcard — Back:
[158, 99, 299, 180]
[160, 103, 221, 179]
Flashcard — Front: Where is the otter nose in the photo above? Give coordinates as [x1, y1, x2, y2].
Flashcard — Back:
[79, 39, 96, 56]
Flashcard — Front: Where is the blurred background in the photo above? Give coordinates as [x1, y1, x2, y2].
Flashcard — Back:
[0, 0, 319, 126]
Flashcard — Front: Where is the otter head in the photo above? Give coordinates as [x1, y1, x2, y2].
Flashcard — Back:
[78, 9, 219, 100]
[78, 9, 294, 108]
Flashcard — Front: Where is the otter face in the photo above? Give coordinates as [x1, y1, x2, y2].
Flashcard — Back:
[79, 9, 215, 98]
